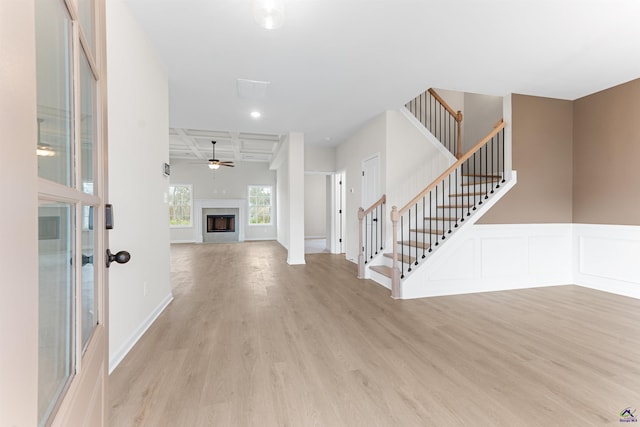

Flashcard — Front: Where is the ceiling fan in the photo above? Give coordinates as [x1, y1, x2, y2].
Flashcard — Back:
[208, 141, 235, 169]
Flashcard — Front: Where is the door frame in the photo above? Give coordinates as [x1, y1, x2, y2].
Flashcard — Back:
[0, 1, 40, 424]
[330, 171, 346, 254]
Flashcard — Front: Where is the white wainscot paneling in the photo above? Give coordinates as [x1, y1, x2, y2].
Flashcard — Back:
[397, 223, 639, 300]
[580, 237, 640, 283]
[574, 224, 640, 299]
[529, 235, 572, 276]
[481, 237, 528, 278]
[401, 224, 573, 299]
[429, 239, 476, 281]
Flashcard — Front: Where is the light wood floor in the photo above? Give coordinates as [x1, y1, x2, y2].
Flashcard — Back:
[110, 241, 640, 426]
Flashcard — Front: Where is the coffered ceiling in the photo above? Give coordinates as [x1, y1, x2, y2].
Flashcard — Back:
[169, 128, 281, 164]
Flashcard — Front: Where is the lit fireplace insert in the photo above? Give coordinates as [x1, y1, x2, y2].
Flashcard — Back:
[206, 215, 235, 233]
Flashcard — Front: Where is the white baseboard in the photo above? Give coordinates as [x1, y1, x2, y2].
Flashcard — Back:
[573, 224, 640, 299]
[245, 237, 277, 241]
[108, 292, 173, 374]
[170, 239, 195, 244]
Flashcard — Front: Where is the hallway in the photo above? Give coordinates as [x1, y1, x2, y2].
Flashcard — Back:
[110, 241, 640, 426]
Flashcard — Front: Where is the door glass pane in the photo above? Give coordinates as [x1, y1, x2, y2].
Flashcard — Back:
[38, 202, 75, 426]
[78, 0, 95, 56]
[80, 52, 95, 195]
[81, 205, 97, 350]
[35, 0, 73, 187]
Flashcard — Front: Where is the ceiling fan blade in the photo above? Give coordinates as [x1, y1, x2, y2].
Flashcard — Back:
[209, 141, 235, 168]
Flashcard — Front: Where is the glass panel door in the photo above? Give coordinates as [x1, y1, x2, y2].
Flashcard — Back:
[78, 0, 96, 56]
[81, 204, 97, 350]
[80, 51, 95, 195]
[35, 0, 73, 187]
[38, 202, 74, 425]
[35, 0, 106, 424]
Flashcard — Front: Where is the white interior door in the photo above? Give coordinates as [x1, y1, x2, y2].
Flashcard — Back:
[362, 154, 380, 209]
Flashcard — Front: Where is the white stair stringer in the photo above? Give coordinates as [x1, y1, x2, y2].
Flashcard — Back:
[399, 172, 518, 299]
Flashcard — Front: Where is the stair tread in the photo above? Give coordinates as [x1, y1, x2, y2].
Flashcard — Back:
[425, 216, 459, 221]
[462, 174, 502, 178]
[438, 204, 473, 208]
[462, 179, 500, 186]
[398, 240, 431, 249]
[449, 192, 485, 197]
[383, 253, 416, 264]
[370, 265, 394, 278]
[409, 228, 447, 234]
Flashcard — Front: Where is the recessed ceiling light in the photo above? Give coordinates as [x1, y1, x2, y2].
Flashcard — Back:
[253, 0, 285, 30]
[250, 111, 262, 119]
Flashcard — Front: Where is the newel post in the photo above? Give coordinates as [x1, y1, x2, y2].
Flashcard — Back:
[390, 206, 401, 299]
[456, 110, 463, 159]
[357, 207, 365, 279]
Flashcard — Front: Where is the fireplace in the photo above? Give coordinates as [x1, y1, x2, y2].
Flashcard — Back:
[207, 215, 235, 233]
[194, 200, 245, 243]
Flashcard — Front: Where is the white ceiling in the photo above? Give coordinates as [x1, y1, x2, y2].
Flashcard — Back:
[126, 0, 640, 163]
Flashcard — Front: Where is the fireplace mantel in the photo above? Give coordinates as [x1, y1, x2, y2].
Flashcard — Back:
[194, 199, 246, 243]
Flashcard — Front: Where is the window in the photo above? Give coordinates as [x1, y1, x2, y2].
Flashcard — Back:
[168, 185, 192, 227]
[248, 185, 272, 225]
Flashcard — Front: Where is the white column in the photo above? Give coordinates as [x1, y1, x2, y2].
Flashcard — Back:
[287, 132, 306, 264]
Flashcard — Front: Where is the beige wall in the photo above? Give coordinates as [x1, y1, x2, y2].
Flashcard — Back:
[573, 78, 640, 225]
[462, 92, 503, 152]
[480, 94, 574, 224]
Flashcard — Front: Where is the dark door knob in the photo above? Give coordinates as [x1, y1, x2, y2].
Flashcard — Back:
[106, 249, 131, 268]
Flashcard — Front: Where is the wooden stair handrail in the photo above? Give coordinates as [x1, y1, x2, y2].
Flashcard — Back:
[397, 119, 505, 216]
[358, 194, 386, 219]
[428, 88, 463, 158]
[428, 88, 463, 123]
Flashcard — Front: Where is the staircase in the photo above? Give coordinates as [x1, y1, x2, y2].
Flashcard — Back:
[358, 89, 515, 298]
